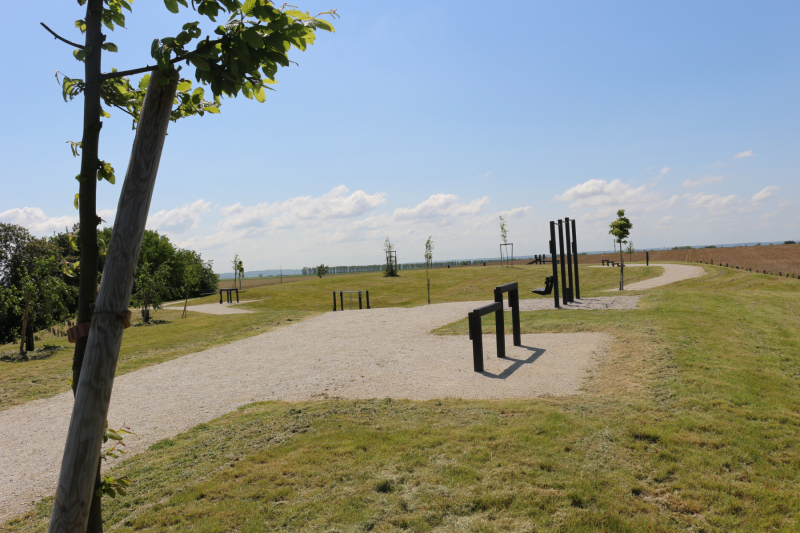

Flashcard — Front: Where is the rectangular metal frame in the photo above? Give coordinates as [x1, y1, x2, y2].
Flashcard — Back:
[332, 290, 370, 311]
[219, 288, 239, 304]
[467, 282, 522, 372]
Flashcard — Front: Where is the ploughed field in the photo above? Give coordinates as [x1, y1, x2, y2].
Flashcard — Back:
[573, 243, 800, 276]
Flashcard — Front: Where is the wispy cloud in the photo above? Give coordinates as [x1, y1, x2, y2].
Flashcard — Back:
[651, 167, 670, 182]
[682, 175, 724, 188]
[148, 199, 210, 234]
[393, 194, 489, 220]
[733, 150, 756, 159]
[552, 179, 657, 209]
[218, 185, 386, 231]
[0, 207, 78, 235]
[751, 186, 779, 203]
[683, 192, 740, 215]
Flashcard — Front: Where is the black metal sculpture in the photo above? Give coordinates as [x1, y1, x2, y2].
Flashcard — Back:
[468, 282, 521, 372]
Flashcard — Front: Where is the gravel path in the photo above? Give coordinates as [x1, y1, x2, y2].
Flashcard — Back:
[0, 296, 640, 522]
[596, 263, 706, 290]
[161, 300, 257, 315]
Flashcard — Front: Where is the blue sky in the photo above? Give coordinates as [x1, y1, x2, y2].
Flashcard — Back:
[1, 1, 798, 272]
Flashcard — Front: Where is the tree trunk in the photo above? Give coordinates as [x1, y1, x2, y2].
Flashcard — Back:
[72, 3, 106, 526]
[19, 292, 29, 354]
[48, 69, 178, 533]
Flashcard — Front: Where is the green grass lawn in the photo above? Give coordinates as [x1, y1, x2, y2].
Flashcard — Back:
[0, 264, 658, 410]
[9, 264, 800, 531]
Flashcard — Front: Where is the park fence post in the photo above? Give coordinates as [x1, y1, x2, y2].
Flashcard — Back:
[565, 217, 574, 302]
[511, 287, 521, 346]
[493, 287, 506, 358]
[558, 220, 568, 306]
[339, 291, 343, 311]
[332, 292, 336, 311]
[358, 291, 363, 310]
[469, 312, 484, 372]
[366, 290, 370, 309]
[549, 222, 560, 309]
[571, 218, 580, 299]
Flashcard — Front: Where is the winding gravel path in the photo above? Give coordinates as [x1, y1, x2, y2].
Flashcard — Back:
[0, 262, 708, 521]
[597, 263, 706, 290]
[0, 296, 641, 522]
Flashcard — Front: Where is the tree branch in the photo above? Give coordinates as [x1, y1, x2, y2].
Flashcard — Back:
[101, 38, 222, 80]
[40, 23, 86, 50]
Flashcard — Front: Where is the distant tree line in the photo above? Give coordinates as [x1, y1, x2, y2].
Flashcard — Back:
[0, 223, 217, 346]
[301, 259, 505, 276]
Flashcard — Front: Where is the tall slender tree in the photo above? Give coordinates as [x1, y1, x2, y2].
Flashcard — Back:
[44, 2, 336, 531]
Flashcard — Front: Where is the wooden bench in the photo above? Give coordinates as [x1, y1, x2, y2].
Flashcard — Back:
[532, 276, 554, 296]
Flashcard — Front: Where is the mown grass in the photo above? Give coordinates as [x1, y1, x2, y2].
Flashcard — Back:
[0, 308, 313, 410]
[5, 265, 800, 531]
[196, 264, 663, 312]
[0, 264, 656, 410]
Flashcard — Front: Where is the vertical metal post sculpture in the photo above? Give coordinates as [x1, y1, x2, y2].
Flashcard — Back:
[571, 218, 580, 299]
[549, 221, 560, 309]
[366, 290, 370, 309]
[558, 220, 568, 306]
[565, 217, 574, 303]
[339, 291, 344, 310]
[358, 291, 363, 310]
[646, 251, 649, 266]
[332, 292, 336, 311]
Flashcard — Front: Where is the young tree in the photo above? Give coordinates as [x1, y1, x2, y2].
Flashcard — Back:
[499, 215, 508, 244]
[626, 241, 635, 260]
[44, 2, 336, 530]
[609, 209, 633, 289]
[231, 254, 240, 289]
[383, 236, 398, 277]
[238, 259, 244, 290]
[130, 261, 170, 323]
[316, 264, 328, 278]
[424, 235, 433, 304]
[609, 209, 632, 264]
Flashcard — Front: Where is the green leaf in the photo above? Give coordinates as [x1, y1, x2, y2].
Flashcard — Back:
[188, 53, 210, 71]
[74, 194, 80, 210]
[164, 0, 179, 13]
[102, 42, 118, 53]
[74, 19, 87, 33]
[254, 85, 266, 103]
[202, 106, 220, 113]
[138, 74, 151, 91]
[177, 80, 192, 92]
[243, 28, 264, 49]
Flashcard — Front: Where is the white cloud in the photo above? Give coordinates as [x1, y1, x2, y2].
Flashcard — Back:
[656, 215, 673, 225]
[552, 179, 657, 209]
[0, 207, 78, 235]
[733, 150, 756, 159]
[751, 186, 779, 203]
[682, 176, 724, 188]
[683, 192, 740, 214]
[148, 199, 210, 234]
[393, 194, 489, 220]
[218, 186, 386, 231]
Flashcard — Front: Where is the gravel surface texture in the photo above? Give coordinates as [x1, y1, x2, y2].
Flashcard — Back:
[0, 295, 640, 522]
[161, 300, 257, 315]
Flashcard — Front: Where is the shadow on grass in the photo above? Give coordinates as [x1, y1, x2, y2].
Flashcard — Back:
[480, 345, 544, 379]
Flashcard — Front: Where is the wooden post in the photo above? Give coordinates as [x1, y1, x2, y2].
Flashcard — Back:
[19, 292, 29, 354]
[549, 222, 560, 309]
[48, 69, 177, 533]
[571, 218, 580, 299]
[565, 218, 574, 302]
[558, 220, 568, 306]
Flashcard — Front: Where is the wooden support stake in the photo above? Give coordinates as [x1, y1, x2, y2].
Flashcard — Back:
[48, 70, 177, 533]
